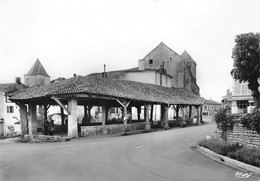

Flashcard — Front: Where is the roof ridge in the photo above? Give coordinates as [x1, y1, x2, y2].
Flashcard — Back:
[143, 42, 183, 60]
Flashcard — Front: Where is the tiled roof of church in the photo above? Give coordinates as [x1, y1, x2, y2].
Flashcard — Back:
[181, 50, 196, 63]
[10, 75, 204, 105]
[25, 59, 50, 77]
[88, 67, 173, 79]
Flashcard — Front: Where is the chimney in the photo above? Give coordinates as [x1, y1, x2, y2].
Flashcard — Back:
[73, 74, 76, 77]
[102, 64, 107, 78]
[15, 77, 21, 84]
[227, 89, 230, 95]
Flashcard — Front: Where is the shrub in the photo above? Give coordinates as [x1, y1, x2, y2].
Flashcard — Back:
[240, 109, 260, 133]
[198, 139, 237, 156]
[230, 148, 260, 167]
[198, 139, 260, 168]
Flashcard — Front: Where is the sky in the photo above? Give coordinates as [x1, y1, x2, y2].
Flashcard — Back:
[0, 0, 260, 102]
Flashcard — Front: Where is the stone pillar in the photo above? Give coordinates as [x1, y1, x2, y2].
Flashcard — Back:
[180, 107, 186, 127]
[196, 106, 200, 126]
[19, 104, 27, 136]
[68, 98, 78, 138]
[164, 105, 169, 129]
[145, 105, 150, 130]
[101, 105, 107, 126]
[28, 103, 37, 135]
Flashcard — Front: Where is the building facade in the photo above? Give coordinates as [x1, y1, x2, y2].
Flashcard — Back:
[0, 59, 51, 137]
[202, 99, 221, 116]
[230, 80, 254, 114]
[138, 42, 199, 95]
[90, 42, 201, 123]
[0, 80, 27, 136]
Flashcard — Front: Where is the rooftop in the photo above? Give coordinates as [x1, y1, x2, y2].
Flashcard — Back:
[10, 75, 204, 106]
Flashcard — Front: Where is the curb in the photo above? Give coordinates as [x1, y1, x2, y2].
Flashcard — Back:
[196, 145, 260, 175]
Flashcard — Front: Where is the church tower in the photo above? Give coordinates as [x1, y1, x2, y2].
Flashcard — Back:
[24, 59, 50, 87]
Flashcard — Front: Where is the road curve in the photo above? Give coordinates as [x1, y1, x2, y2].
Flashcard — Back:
[1, 122, 259, 181]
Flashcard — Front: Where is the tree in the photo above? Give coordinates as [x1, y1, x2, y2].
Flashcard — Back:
[231, 32, 260, 108]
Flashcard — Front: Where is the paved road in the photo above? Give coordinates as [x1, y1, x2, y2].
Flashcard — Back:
[0, 122, 259, 181]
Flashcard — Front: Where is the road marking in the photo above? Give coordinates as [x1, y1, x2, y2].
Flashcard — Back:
[136, 144, 143, 148]
[235, 171, 252, 178]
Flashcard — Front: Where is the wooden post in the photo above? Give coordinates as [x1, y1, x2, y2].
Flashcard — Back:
[189, 105, 192, 119]
[137, 106, 141, 121]
[19, 103, 27, 136]
[150, 104, 154, 122]
[68, 98, 78, 138]
[44, 104, 49, 135]
[200, 105, 203, 123]
[116, 100, 130, 132]
[144, 104, 150, 131]
[60, 107, 65, 125]
[87, 106, 92, 124]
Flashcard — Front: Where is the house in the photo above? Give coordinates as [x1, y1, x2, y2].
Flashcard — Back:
[223, 80, 255, 114]
[221, 89, 232, 111]
[202, 99, 221, 116]
[0, 59, 51, 137]
[0, 78, 27, 136]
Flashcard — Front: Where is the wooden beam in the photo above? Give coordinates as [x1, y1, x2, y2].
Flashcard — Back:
[51, 96, 70, 115]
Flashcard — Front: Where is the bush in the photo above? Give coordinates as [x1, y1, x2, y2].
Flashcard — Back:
[198, 139, 239, 156]
[240, 109, 260, 133]
[229, 148, 260, 167]
[198, 139, 260, 167]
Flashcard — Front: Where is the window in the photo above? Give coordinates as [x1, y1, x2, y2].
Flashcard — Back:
[237, 100, 249, 109]
[204, 105, 208, 110]
[149, 59, 153, 64]
[7, 106, 14, 113]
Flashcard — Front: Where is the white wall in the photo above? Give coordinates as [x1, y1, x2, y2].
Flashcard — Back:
[124, 71, 171, 87]
[0, 92, 21, 136]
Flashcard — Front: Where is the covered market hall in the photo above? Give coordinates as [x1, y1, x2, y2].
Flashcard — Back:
[9, 75, 205, 138]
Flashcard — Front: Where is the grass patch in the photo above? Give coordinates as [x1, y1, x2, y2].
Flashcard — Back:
[198, 139, 260, 167]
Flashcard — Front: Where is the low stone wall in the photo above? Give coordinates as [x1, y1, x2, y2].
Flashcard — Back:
[218, 123, 260, 149]
[81, 122, 146, 137]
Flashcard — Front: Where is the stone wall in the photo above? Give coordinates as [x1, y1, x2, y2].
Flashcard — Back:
[218, 123, 260, 149]
[81, 122, 146, 137]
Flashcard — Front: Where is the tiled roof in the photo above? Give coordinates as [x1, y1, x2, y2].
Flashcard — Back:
[204, 99, 221, 105]
[89, 67, 173, 79]
[25, 59, 50, 77]
[10, 75, 204, 105]
[0, 83, 28, 96]
[0, 83, 14, 92]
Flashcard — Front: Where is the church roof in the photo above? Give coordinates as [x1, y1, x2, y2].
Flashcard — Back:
[181, 50, 196, 64]
[25, 59, 50, 77]
[143, 42, 183, 62]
